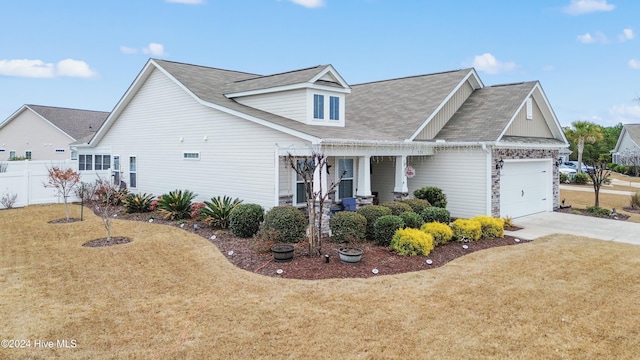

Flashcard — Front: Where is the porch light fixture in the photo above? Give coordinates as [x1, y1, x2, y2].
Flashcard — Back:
[496, 158, 504, 170]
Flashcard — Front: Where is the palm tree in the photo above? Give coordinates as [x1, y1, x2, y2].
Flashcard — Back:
[564, 121, 604, 173]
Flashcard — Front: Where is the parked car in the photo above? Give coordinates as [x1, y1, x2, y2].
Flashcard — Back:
[563, 161, 594, 173]
[559, 165, 577, 175]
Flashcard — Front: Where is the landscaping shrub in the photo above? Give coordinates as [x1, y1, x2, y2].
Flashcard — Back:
[229, 203, 264, 238]
[559, 173, 569, 184]
[200, 195, 242, 228]
[356, 205, 392, 240]
[400, 198, 431, 214]
[122, 192, 154, 213]
[572, 173, 589, 185]
[471, 215, 504, 238]
[261, 206, 307, 243]
[374, 215, 405, 246]
[420, 221, 454, 246]
[329, 211, 367, 243]
[157, 189, 197, 220]
[95, 184, 128, 206]
[631, 191, 640, 209]
[419, 206, 450, 224]
[380, 201, 413, 215]
[390, 228, 434, 256]
[413, 186, 447, 208]
[585, 206, 611, 217]
[451, 218, 482, 242]
[399, 211, 424, 229]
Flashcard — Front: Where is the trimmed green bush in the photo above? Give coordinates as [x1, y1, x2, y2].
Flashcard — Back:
[451, 218, 482, 242]
[123, 192, 154, 213]
[399, 212, 424, 229]
[585, 206, 611, 217]
[413, 186, 447, 208]
[573, 173, 589, 185]
[471, 215, 504, 238]
[380, 201, 413, 216]
[421, 221, 454, 246]
[420, 207, 450, 224]
[356, 205, 392, 240]
[261, 206, 307, 243]
[400, 198, 431, 214]
[229, 203, 264, 238]
[374, 215, 405, 246]
[157, 189, 197, 220]
[390, 228, 434, 256]
[329, 211, 367, 243]
[200, 195, 242, 228]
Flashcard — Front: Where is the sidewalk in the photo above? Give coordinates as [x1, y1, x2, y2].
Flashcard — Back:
[560, 184, 636, 196]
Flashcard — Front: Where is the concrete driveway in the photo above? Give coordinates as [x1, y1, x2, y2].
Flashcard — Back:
[504, 211, 640, 246]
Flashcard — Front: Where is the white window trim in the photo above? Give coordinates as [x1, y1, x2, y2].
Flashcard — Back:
[183, 151, 201, 160]
[336, 157, 355, 201]
[129, 155, 137, 189]
[526, 98, 533, 120]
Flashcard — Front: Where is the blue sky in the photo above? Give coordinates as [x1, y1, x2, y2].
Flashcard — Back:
[1, 0, 639, 128]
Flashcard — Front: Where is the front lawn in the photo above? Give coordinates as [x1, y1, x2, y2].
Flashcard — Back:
[1, 204, 639, 359]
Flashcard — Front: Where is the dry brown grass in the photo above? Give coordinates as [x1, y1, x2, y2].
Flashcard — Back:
[2, 204, 640, 359]
[560, 183, 640, 223]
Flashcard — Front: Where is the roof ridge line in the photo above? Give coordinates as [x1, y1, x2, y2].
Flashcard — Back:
[233, 65, 325, 84]
[352, 68, 472, 86]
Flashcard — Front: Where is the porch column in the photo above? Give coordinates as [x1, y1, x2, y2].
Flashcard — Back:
[356, 155, 373, 207]
[393, 155, 409, 200]
[313, 160, 328, 199]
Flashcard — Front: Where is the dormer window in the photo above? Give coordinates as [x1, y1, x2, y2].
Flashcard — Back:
[313, 94, 324, 119]
[330, 96, 340, 120]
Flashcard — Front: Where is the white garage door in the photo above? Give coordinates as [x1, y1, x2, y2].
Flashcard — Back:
[500, 160, 551, 218]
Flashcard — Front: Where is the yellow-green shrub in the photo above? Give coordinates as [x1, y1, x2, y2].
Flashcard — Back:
[451, 218, 482, 242]
[471, 215, 504, 238]
[420, 221, 454, 246]
[390, 228, 434, 256]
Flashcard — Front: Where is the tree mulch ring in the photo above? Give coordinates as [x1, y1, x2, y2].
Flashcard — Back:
[555, 206, 630, 221]
[49, 218, 82, 224]
[623, 207, 640, 214]
[82, 237, 133, 247]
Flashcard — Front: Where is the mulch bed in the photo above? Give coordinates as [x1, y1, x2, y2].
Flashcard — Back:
[82, 237, 133, 247]
[554, 206, 631, 220]
[49, 218, 82, 224]
[106, 209, 530, 280]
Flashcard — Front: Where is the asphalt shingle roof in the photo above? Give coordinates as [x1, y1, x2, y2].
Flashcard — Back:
[624, 124, 640, 144]
[27, 105, 109, 141]
[225, 65, 335, 94]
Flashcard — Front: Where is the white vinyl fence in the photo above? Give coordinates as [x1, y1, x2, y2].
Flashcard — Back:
[0, 160, 110, 209]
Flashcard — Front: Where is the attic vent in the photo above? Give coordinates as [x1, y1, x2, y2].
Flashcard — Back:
[526, 98, 533, 120]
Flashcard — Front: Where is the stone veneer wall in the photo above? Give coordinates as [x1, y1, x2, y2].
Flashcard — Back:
[491, 148, 560, 217]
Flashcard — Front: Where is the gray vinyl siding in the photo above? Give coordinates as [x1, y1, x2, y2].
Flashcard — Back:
[617, 133, 640, 159]
[96, 69, 310, 209]
[235, 89, 307, 123]
[407, 150, 488, 218]
[415, 81, 474, 140]
[371, 157, 396, 203]
[504, 97, 553, 138]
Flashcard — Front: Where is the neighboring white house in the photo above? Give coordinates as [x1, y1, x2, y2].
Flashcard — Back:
[0, 105, 108, 161]
[75, 59, 569, 219]
[611, 124, 640, 165]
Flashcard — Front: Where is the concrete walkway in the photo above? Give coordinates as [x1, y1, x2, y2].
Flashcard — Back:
[560, 184, 636, 196]
[504, 211, 640, 246]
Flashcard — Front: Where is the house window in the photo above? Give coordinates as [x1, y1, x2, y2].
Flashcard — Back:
[71, 150, 78, 160]
[183, 152, 200, 160]
[313, 94, 324, 119]
[129, 156, 137, 188]
[337, 158, 354, 199]
[55, 149, 65, 153]
[526, 98, 533, 120]
[9, 151, 16, 160]
[295, 159, 315, 204]
[79, 155, 92, 171]
[329, 96, 340, 120]
[94, 155, 111, 170]
[113, 156, 120, 185]
[25, 151, 32, 160]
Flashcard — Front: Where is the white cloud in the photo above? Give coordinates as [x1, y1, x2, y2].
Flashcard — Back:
[0, 58, 97, 78]
[609, 104, 640, 124]
[628, 59, 640, 69]
[563, 0, 615, 15]
[577, 32, 608, 43]
[143, 43, 168, 57]
[471, 53, 518, 74]
[289, 0, 325, 8]
[166, 0, 204, 4]
[120, 46, 138, 54]
[619, 28, 634, 42]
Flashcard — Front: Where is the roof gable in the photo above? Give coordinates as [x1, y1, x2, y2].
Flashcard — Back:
[614, 124, 640, 152]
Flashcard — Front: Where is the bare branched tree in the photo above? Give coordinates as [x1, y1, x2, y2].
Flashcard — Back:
[586, 162, 612, 207]
[92, 174, 120, 242]
[44, 166, 81, 220]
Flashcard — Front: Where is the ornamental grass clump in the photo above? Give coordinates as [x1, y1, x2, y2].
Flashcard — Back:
[420, 221, 454, 246]
[229, 203, 264, 238]
[122, 193, 155, 213]
[451, 218, 482, 242]
[329, 211, 367, 243]
[380, 201, 413, 216]
[260, 206, 307, 243]
[390, 228, 434, 256]
[400, 198, 431, 214]
[373, 215, 405, 246]
[399, 211, 424, 229]
[200, 195, 242, 228]
[471, 215, 504, 239]
[356, 205, 392, 240]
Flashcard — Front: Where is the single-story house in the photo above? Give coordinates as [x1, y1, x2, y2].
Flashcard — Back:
[611, 124, 640, 165]
[76, 59, 569, 219]
[0, 105, 108, 161]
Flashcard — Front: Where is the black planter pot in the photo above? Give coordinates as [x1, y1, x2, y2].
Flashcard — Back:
[338, 246, 363, 264]
[271, 244, 294, 262]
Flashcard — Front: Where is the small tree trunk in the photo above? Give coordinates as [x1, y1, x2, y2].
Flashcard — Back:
[577, 138, 585, 173]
